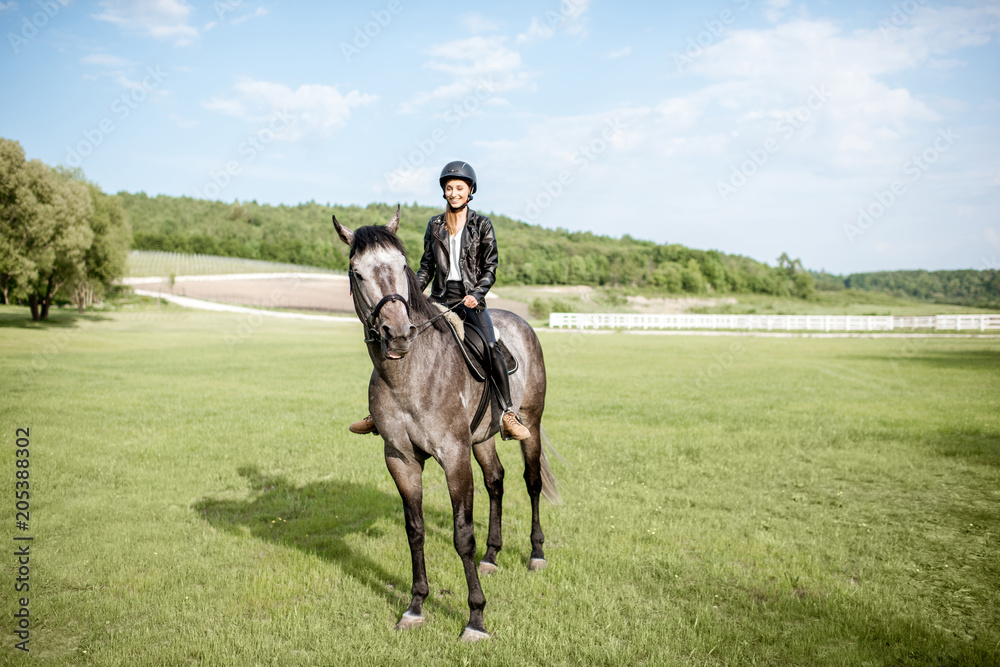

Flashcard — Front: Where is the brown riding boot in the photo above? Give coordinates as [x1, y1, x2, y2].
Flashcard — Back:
[349, 415, 378, 435]
[501, 411, 530, 440]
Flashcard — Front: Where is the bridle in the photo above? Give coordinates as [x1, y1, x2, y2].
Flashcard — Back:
[348, 267, 410, 345]
[348, 265, 459, 357]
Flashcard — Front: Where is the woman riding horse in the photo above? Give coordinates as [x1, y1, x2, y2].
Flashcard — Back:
[349, 161, 530, 441]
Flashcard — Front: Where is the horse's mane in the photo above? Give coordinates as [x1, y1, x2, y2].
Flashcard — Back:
[405, 267, 450, 334]
[350, 225, 450, 334]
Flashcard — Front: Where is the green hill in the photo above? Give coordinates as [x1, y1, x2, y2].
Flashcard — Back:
[811, 269, 1000, 309]
[121, 193, 814, 298]
[121, 193, 1000, 307]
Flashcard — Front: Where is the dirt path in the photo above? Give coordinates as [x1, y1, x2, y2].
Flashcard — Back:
[132, 289, 357, 322]
[128, 274, 530, 319]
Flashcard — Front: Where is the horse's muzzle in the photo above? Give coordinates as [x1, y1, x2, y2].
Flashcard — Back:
[382, 325, 416, 359]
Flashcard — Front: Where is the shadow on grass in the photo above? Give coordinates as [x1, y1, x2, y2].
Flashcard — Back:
[903, 349, 1000, 372]
[717, 579, 997, 665]
[845, 418, 1000, 468]
[848, 348, 1000, 373]
[0, 308, 112, 329]
[634, 544, 999, 663]
[929, 425, 1000, 468]
[194, 465, 467, 625]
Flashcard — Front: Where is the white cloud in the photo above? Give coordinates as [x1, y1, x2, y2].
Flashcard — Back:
[231, 6, 267, 25]
[656, 97, 707, 128]
[442, 6, 1000, 273]
[0, 1, 18, 12]
[203, 78, 377, 140]
[606, 46, 631, 59]
[380, 166, 435, 197]
[202, 96, 246, 117]
[560, 0, 591, 37]
[81, 53, 134, 68]
[463, 13, 498, 34]
[169, 114, 199, 129]
[663, 12, 1000, 176]
[764, 0, 792, 23]
[516, 0, 591, 44]
[116, 72, 170, 99]
[402, 36, 532, 113]
[80, 52, 171, 98]
[93, 0, 198, 45]
[515, 17, 553, 45]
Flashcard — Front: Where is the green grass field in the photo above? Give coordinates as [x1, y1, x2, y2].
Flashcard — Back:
[1, 304, 998, 665]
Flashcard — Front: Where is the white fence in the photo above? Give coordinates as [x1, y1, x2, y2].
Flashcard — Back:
[548, 312, 1000, 332]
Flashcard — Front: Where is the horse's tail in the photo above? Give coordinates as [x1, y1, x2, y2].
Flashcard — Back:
[537, 425, 563, 505]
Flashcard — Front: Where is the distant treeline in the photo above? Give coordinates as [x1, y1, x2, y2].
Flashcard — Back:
[122, 193, 817, 298]
[812, 269, 1000, 308]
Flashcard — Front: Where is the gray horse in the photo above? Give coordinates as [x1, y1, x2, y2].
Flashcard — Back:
[333, 208, 558, 641]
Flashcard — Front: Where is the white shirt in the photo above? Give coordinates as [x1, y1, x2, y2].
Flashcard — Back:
[447, 230, 463, 281]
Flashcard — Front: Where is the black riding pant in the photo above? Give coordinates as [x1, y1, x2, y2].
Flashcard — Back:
[441, 280, 513, 410]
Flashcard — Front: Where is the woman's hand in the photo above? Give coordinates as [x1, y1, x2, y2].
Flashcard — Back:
[462, 295, 479, 308]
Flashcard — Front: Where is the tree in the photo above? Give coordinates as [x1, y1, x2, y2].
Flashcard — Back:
[0, 139, 45, 304]
[25, 169, 93, 320]
[0, 138, 93, 320]
[681, 258, 705, 293]
[778, 252, 815, 300]
[69, 184, 131, 312]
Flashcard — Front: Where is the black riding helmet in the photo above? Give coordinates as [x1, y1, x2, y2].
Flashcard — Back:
[439, 161, 477, 194]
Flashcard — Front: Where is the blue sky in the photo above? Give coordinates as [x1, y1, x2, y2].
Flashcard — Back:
[2, 0, 998, 274]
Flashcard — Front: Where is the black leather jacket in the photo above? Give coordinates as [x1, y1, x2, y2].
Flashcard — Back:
[415, 209, 498, 310]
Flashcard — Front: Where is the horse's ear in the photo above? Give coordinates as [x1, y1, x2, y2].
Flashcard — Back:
[332, 215, 353, 246]
[386, 205, 400, 235]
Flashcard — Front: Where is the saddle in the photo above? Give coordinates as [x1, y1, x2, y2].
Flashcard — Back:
[433, 304, 518, 436]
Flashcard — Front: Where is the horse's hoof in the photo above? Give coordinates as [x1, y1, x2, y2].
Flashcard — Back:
[528, 558, 548, 571]
[394, 612, 424, 631]
[460, 627, 491, 642]
[478, 561, 498, 576]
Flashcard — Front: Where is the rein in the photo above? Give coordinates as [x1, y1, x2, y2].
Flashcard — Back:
[348, 267, 460, 350]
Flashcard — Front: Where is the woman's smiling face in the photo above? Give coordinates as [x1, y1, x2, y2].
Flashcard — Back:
[444, 179, 470, 209]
